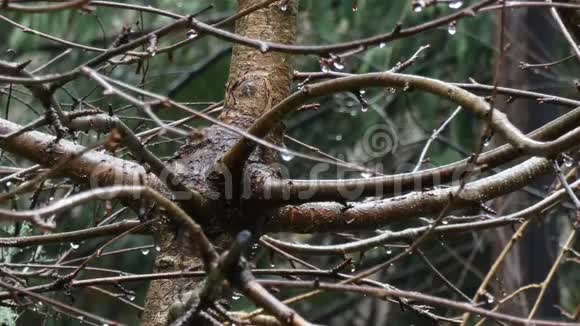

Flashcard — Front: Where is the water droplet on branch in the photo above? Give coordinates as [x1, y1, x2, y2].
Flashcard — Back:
[186, 29, 197, 39]
[448, 21, 457, 35]
[281, 147, 295, 161]
[413, 0, 425, 12]
[448, 1, 463, 9]
[355, 90, 369, 112]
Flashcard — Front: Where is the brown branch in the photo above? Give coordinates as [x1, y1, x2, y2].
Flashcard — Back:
[224, 73, 580, 187]
[0, 220, 140, 248]
[266, 157, 553, 232]
[0, 15, 191, 86]
[255, 279, 580, 326]
[1, 0, 90, 13]
[260, 103, 580, 203]
[0, 117, 163, 191]
[0, 279, 119, 326]
[189, 0, 495, 55]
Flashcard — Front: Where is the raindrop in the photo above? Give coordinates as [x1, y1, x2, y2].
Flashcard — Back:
[388, 87, 397, 94]
[186, 29, 197, 39]
[48, 197, 54, 202]
[487, 296, 495, 304]
[70, 243, 79, 250]
[361, 172, 372, 178]
[279, 2, 288, 11]
[141, 249, 150, 256]
[413, 0, 425, 12]
[270, 262, 276, 268]
[442, 220, 449, 225]
[5, 182, 11, 187]
[155, 245, 161, 252]
[350, 110, 358, 117]
[448, 0, 463, 9]
[448, 21, 457, 35]
[356, 90, 369, 112]
[386, 249, 393, 255]
[335, 134, 343, 141]
[564, 157, 575, 167]
[379, 42, 386, 48]
[352, 0, 358, 12]
[350, 264, 356, 272]
[321, 64, 330, 73]
[333, 61, 345, 70]
[281, 147, 295, 162]
[259, 42, 269, 53]
[232, 292, 242, 300]
[127, 294, 136, 301]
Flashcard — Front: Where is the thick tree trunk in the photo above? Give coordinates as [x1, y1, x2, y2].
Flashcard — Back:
[141, 2, 297, 325]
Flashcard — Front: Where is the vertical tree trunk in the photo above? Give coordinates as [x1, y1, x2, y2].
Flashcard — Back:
[141, 2, 297, 325]
[492, 8, 561, 318]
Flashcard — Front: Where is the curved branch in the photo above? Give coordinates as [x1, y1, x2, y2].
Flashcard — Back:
[0, 185, 218, 268]
[266, 157, 552, 233]
[189, 0, 494, 55]
[223, 72, 580, 180]
[259, 105, 580, 203]
[294, 72, 580, 108]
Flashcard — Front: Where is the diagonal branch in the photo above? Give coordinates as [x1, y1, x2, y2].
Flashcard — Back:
[0, 117, 160, 190]
[225, 72, 580, 192]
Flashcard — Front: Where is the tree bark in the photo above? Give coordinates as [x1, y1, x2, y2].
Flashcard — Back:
[141, 1, 297, 325]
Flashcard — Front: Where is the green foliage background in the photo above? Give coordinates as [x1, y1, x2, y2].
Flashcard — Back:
[0, 1, 578, 325]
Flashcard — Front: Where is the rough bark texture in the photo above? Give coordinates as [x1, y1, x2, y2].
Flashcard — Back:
[141, 1, 297, 325]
